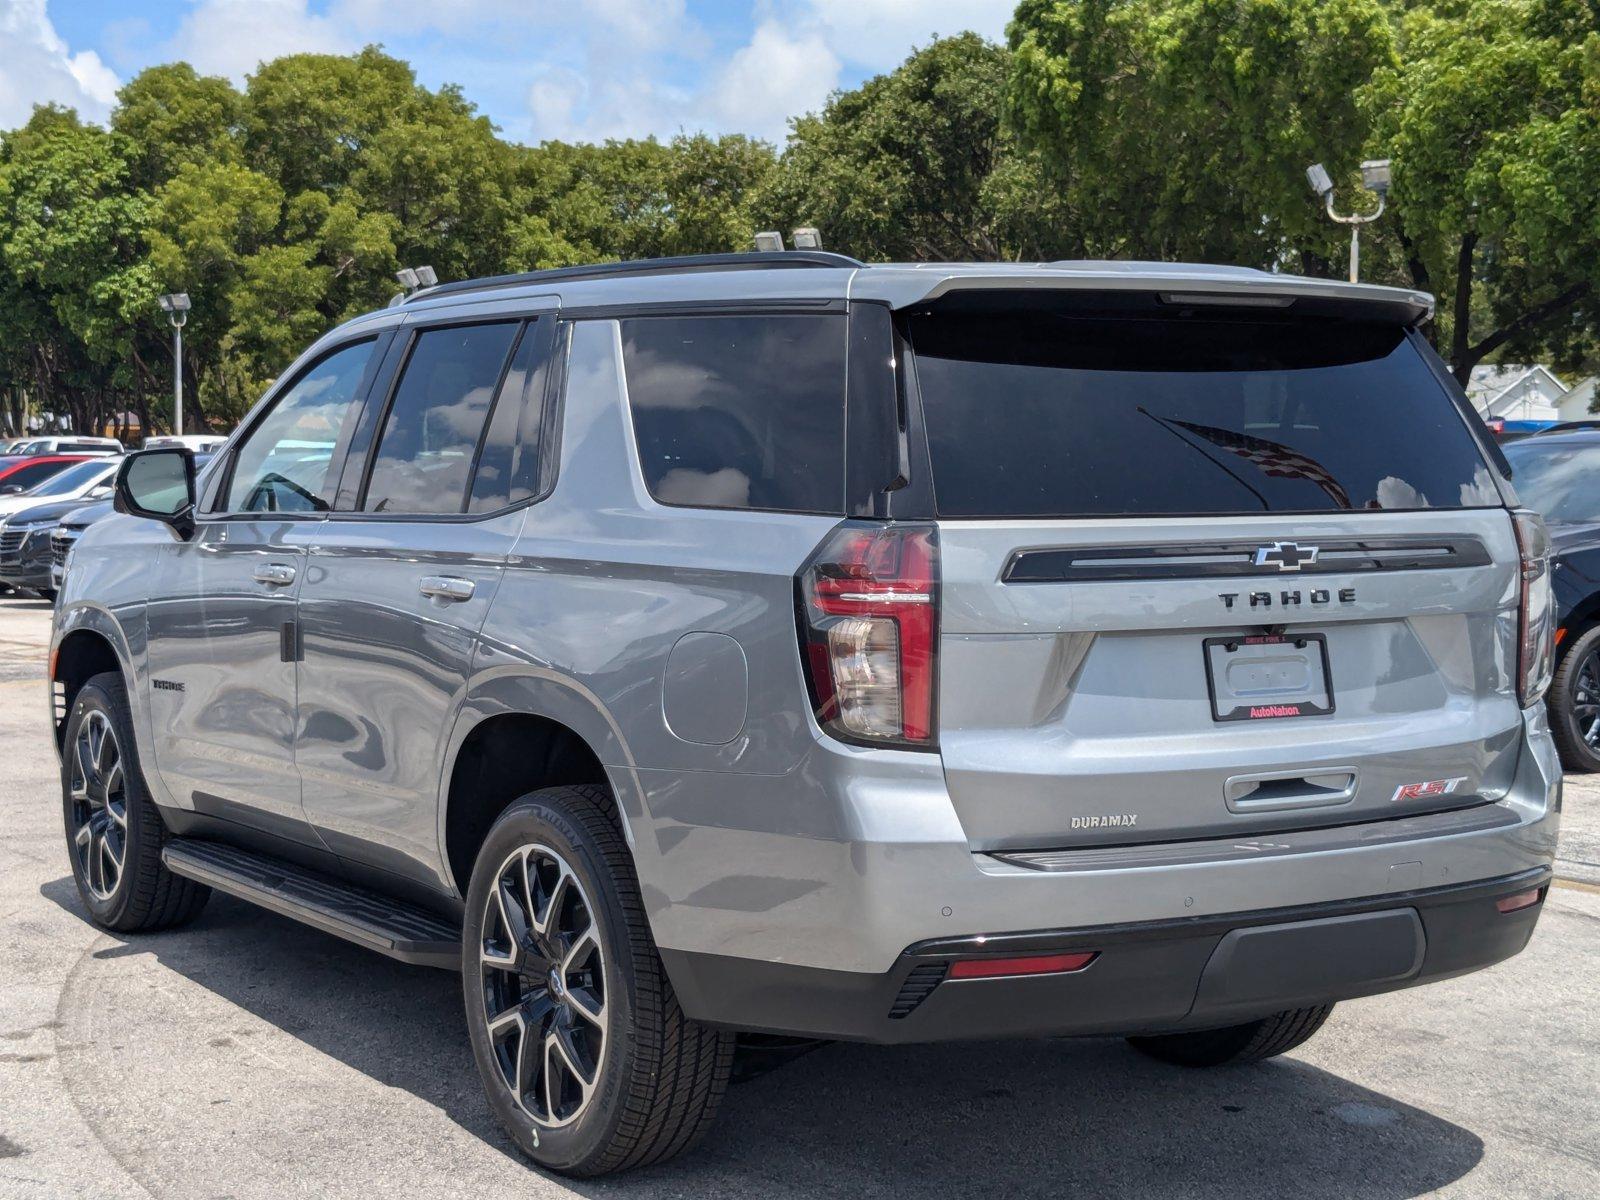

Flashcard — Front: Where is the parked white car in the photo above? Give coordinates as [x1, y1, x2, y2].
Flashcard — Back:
[0, 458, 121, 518]
[8, 436, 123, 456]
[142, 434, 228, 453]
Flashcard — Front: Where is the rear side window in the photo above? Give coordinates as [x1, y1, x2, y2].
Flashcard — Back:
[363, 322, 519, 514]
[2, 460, 73, 490]
[908, 308, 1499, 517]
[620, 314, 847, 514]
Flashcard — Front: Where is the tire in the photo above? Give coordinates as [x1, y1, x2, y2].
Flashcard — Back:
[462, 785, 735, 1177]
[1127, 1005, 1334, 1067]
[61, 672, 210, 932]
[1549, 623, 1600, 772]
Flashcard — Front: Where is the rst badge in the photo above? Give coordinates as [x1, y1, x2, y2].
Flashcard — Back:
[1390, 776, 1468, 803]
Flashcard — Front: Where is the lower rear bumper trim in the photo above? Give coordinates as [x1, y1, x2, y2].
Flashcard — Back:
[661, 867, 1551, 1043]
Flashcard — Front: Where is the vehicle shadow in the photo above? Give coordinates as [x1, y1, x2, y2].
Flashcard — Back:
[41, 880, 1483, 1199]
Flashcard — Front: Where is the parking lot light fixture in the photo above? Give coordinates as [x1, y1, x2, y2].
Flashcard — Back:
[753, 230, 785, 252]
[1306, 159, 1390, 283]
[157, 293, 190, 435]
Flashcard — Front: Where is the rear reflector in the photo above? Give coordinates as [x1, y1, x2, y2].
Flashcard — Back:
[947, 952, 1097, 980]
[1495, 887, 1544, 915]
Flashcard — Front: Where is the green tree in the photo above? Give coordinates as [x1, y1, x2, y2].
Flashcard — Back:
[524, 134, 776, 262]
[111, 63, 241, 189]
[1364, 0, 1600, 382]
[762, 34, 1074, 261]
[146, 159, 284, 426]
[241, 47, 417, 199]
[1007, 0, 1396, 269]
[0, 106, 159, 436]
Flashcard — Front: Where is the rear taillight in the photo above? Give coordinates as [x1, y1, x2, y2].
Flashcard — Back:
[797, 521, 939, 748]
[1512, 509, 1555, 707]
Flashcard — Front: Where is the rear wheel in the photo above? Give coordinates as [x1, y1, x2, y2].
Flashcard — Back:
[462, 785, 734, 1176]
[61, 672, 210, 931]
[1126, 1005, 1333, 1067]
[1550, 624, 1600, 772]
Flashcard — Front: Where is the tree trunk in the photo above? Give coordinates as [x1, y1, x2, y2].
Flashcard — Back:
[1396, 226, 1437, 348]
[1449, 231, 1477, 385]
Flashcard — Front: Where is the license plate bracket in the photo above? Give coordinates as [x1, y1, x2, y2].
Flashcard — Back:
[1203, 633, 1334, 722]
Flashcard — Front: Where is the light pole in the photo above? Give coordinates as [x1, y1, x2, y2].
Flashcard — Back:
[158, 293, 191, 434]
[1305, 160, 1391, 283]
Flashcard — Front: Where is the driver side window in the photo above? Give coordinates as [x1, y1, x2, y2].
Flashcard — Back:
[224, 339, 375, 513]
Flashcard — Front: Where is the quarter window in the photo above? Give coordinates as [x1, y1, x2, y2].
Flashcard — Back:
[363, 323, 519, 514]
[226, 339, 376, 513]
[620, 314, 847, 514]
[468, 322, 548, 513]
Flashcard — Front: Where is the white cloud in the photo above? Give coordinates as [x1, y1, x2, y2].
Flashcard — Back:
[804, 0, 1015, 70]
[706, 22, 839, 142]
[0, 0, 1014, 145]
[168, 0, 351, 82]
[0, 0, 121, 127]
[526, 67, 587, 142]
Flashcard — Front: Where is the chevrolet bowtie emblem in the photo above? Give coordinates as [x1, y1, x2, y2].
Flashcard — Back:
[1254, 542, 1319, 572]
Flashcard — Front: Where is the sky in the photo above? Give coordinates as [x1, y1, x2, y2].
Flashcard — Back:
[0, 0, 1016, 145]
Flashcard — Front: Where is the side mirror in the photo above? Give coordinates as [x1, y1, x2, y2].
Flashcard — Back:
[114, 448, 196, 539]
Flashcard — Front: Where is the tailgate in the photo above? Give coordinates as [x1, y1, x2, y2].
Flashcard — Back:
[935, 511, 1522, 850]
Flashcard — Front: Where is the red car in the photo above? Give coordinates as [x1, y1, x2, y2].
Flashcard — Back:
[0, 454, 94, 495]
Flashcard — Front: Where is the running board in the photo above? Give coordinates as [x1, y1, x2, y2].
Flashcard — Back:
[161, 838, 462, 970]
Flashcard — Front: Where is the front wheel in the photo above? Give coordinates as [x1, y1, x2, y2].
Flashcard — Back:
[61, 672, 210, 931]
[461, 785, 734, 1177]
[1127, 1005, 1334, 1067]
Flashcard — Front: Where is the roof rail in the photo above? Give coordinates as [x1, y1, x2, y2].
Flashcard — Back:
[407, 250, 865, 304]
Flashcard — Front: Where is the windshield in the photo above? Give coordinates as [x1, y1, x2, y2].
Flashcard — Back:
[1502, 438, 1600, 524]
[26, 459, 113, 496]
[908, 305, 1499, 517]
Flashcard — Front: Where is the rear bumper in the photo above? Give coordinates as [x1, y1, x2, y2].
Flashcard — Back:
[662, 867, 1551, 1042]
[637, 704, 1559, 1036]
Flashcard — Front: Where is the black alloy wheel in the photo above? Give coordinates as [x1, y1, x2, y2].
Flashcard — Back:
[68, 708, 127, 901]
[1552, 624, 1600, 771]
[479, 841, 609, 1129]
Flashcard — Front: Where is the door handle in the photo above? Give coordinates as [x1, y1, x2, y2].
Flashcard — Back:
[420, 575, 475, 603]
[253, 563, 297, 587]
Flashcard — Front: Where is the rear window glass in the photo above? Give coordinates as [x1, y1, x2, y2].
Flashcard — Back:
[620, 314, 846, 514]
[908, 309, 1498, 517]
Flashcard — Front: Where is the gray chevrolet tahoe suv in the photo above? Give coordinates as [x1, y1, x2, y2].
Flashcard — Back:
[52, 252, 1561, 1176]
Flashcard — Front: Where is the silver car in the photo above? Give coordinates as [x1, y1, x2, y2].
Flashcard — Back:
[51, 253, 1560, 1176]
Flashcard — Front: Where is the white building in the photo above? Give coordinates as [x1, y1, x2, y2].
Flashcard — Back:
[1559, 376, 1598, 423]
[1469, 364, 1569, 425]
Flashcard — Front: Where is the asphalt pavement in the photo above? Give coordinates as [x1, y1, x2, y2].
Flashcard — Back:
[2, 596, 1597, 1199]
